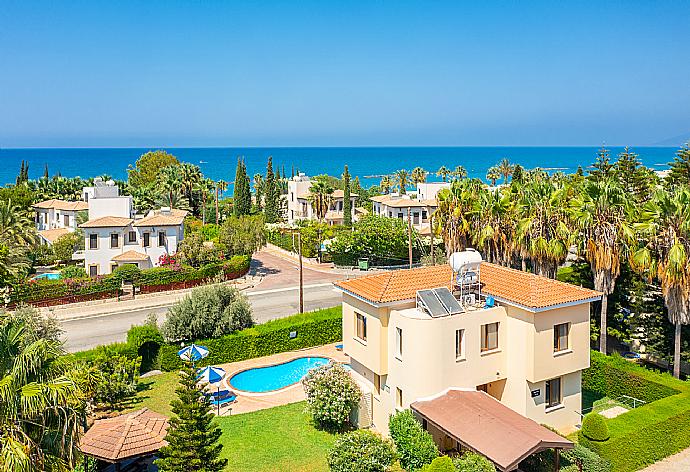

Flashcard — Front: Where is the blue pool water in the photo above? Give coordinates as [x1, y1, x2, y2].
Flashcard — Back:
[229, 357, 331, 393]
[32, 273, 61, 281]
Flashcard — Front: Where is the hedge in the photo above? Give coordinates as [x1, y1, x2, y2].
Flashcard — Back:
[10, 255, 249, 306]
[158, 306, 342, 371]
[582, 351, 680, 403]
[580, 413, 609, 442]
[577, 351, 690, 471]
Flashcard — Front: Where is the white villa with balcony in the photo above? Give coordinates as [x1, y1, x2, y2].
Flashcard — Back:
[33, 199, 89, 245]
[286, 173, 361, 225]
[370, 182, 449, 235]
[77, 180, 187, 276]
[335, 250, 601, 470]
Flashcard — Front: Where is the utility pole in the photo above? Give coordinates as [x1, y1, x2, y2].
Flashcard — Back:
[430, 212, 435, 266]
[407, 206, 413, 269]
[298, 231, 304, 313]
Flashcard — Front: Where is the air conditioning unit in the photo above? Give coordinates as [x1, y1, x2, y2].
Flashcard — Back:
[462, 294, 476, 306]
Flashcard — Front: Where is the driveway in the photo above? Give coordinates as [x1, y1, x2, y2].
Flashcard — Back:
[248, 250, 346, 291]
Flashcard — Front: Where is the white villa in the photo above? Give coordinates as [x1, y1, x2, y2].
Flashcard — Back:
[33, 199, 89, 245]
[370, 182, 449, 234]
[78, 179, 187, 276]
[286, 173, 362, 225]
[335, 250, 600, 470]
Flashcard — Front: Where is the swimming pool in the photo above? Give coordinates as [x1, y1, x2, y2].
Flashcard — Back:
[229, 357, 331, 393]
[31, 273, 61, 281]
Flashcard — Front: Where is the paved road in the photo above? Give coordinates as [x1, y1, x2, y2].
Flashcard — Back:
[640, 448, 690, 472]
[60, 251, 349, 352]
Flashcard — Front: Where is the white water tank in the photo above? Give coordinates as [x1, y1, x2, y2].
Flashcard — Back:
[449, 249, 483, 272]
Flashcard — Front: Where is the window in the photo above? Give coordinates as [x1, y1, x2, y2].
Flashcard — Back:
[455, 329, 465, 359]
[89, 234, 98, 250]
[396, 387, 403, 408]
[110, 233, 119, 249]
[422, 210, 428, 221]
[397, 212, 403, 220]
[545, 378, 562, 408]
[396, 327, 403, 358]
[128, 231, 137, 243]
[143, 233, 150, 247]
[111, 263, 118, 273]
[481, 322, 499, 352]
[63, 214, 70, 226]
[413, 212, 419, 225]
[373, 374, 381, 396]
[356, 313, 367, 341]
[388, 211, 392, 217]
[554, 323, 570, 352]
[89, 265, 98, 277]
[158, 231, 166, 247]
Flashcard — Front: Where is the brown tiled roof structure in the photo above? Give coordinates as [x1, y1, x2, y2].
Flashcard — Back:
[38, 228, 70, 243]
[370, 195, 437, 208]
[133, 208, 188, 227]
[334, 262, 601, 310]
[79, 216, 133, 228]
[79, 408, 169, 462]
[111, 250, 150, 262]
[411, 390, 573, 471]
[33, 199, 88, 211]
[302, 189, 359, 199]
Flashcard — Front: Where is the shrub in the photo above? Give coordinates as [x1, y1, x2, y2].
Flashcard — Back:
[420, 456, 454, 472]
[389, 409, 438, 470]
[60, 265, 87, 279]
[452, 451, 496, 472]
[219, 214, 266, 256]
[108, 264, 141, 283]
[91, 348, 141, 409]
[561, 444, 611, 472]
[327, 430, 396, 472]
[580, 413, 609, 442]
[158, 306, 342, 371]
[127, 318, 164, 373]
[161, 284, 253, 342]
[52, 232, 82, 262]
[302, 362, 361, 429]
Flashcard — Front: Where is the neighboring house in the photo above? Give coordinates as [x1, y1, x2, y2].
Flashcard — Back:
[33, 199, 88, 245]
[370, 182, 449, 235]
[334, 250, 601, 437]
[286, 173, 360, 225]
[78, 179, 186, 276]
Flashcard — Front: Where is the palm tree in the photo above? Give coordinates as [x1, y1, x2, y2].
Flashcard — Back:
[379, 176, 393, 195]
[632, 187, 690, 378]
[433, 179, 481, 255]
[514, 180, 577, 278]
[577, 179, 635, 354]
[308, 179, 334, 220]
[156, 190, 190, 211]
[0, 199, 36, 247]
[497, 158, 514, 184]
[452, 165, 467, 180]
[179, 163, 202, 215]
[474, 189, 514, 266]
[194, 178, 215, 224]
[486, 167, 500, 186]
[157, 165, 183, 209]
[411, 167, 427, 184]
[0, 317, 84, 471]
[394, 169, 410, 194]
[436, 166, 451, 182]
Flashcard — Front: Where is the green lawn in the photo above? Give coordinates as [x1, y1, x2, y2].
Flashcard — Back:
[129, 373, 337, 472]
[217, 402, 338, 472]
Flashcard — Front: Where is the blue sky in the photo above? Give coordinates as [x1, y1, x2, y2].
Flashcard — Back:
[1, 1, 689, 147]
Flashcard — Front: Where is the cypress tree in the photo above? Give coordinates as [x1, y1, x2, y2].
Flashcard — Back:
[343, 165, 352, 226]
[242, 160, 251, 213]
[264, 156, 279, 223]
[155, 364, 227, 472]
[281, 164, 286, 181]
[589, 146, 614, 181]
[16, 161, 28, 185]
[233, 158, 252, 216]
[43, 163, 49, 179]
[291, 164, 295, 179]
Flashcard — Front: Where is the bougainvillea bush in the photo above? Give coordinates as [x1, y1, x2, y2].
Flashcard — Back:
[302, 362, 361, 430]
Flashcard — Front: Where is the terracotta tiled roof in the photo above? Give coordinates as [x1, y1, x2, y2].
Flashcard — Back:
[79, 408, 168, 462]
[412, 390, 572, 471]
[33, 199, 88, 211]
[302, 189, 359, 199]
[133, 208, 187, 227]
[334, 262, 601, 310]
[111, 250, 150, 262]
[38, 228, 70, 243]
[80, 216, 133, 228]
[370, 195, 437, 208]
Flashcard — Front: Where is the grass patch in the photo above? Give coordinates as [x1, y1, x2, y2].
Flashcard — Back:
[216, 402, 338, 472]
[127, 371, 179, 417]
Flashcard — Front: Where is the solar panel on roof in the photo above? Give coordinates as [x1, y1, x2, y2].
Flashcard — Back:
[417, 289, 448, 318]
[434, 287, 464, 315]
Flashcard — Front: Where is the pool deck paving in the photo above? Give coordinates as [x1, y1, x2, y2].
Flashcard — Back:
[211, 344, 349, 415]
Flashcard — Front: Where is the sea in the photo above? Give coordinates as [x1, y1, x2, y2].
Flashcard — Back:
[0, 146, 678, 188]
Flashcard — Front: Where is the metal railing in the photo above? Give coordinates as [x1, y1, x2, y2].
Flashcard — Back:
[577, 394, 646, 419]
